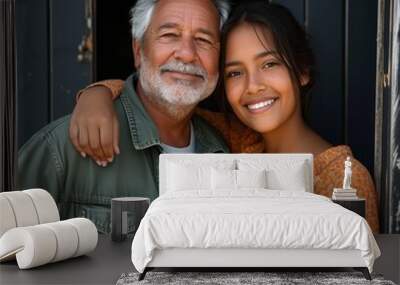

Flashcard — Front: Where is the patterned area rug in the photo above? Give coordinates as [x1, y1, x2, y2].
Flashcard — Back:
[116, 271, 396, 285]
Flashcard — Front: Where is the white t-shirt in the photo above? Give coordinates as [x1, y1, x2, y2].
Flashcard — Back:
[160, 123, 195, 154]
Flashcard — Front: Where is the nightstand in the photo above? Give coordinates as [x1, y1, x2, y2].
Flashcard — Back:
[332, 198, 365, 218]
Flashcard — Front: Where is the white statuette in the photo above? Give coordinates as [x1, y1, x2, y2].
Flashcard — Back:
[342, 156, 352, 190]
[332, 157, 358, 199]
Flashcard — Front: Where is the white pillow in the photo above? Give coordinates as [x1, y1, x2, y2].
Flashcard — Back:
[267, 166, 306, 191]
[167, 162, 211, 191]
[211, 169, 268, 190]
[236, 169, 267, 188]
[238, 159, 308, 191]
[211, 168, 236, 190]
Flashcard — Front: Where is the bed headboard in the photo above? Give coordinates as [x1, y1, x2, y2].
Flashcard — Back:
[159, 153, 313, 195]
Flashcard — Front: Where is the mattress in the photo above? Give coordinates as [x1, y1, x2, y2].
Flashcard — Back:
[131, 190, 380, 273]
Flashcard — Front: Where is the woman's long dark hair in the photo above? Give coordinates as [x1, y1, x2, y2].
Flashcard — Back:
[218, 1, 315, 121]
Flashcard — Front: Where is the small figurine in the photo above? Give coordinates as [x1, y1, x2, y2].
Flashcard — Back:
[332, 156, 358, 200]
[342, 156, 352, 190]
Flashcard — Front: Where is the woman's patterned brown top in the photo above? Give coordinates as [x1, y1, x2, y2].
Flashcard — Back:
[78, 79, 379, 233]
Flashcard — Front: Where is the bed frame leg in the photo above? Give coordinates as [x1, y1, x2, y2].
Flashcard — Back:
[354, 267, 371, 280]
[138, 268, 148, 281]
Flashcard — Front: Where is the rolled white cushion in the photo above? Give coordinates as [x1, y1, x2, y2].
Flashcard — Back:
[0, 218, 98, 269]
[65, 218, 98, 257]
[42, 221, 79, 262]
[0, 191, 39, 227]
[0, 196, 17, 237]
[0, 226, 57, 269]
[23, 188, 59, 223]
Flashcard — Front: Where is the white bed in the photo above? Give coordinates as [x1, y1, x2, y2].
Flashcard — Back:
[131, 154, 380, 280]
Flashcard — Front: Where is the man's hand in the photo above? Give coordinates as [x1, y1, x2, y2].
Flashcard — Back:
[69, 86, 120, 167]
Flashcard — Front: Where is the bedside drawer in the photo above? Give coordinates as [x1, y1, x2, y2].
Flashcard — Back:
[332, 199, 365, 218]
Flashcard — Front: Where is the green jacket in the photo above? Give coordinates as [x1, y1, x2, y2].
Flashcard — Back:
[18, 75, 229, 233]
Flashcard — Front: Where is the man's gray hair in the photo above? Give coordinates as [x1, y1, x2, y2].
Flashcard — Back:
[130, 0, 231, 41]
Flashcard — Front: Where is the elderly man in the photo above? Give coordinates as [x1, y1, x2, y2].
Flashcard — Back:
[18, 0, 230, 233]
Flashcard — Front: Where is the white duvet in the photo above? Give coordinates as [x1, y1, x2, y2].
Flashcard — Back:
[131, 190, 380, 273]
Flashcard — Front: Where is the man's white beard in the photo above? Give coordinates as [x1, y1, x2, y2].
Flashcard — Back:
[138, 52, 218, 119]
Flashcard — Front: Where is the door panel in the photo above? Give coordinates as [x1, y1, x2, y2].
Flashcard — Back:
[16, 0, 92, 147]
[16, 0, 50, 147]
[307, 0, 345, 146]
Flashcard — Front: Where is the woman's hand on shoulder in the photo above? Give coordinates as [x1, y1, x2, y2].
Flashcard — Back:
[69, 86, 120, 167]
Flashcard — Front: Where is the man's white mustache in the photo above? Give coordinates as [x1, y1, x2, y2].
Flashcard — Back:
[160, 61, 207, 79]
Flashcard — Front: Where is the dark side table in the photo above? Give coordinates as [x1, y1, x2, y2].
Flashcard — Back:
[111, 197, 150, 242]
[332, 198, 366, 218]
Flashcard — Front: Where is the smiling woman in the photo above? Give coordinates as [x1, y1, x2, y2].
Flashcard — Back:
[223, 23, 312, 144]
[219, 4, 328, 156]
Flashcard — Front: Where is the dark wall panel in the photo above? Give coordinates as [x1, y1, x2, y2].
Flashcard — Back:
[271, 0, 305, 25]
[51, 0, 91, 120]
[307, 0, 345, 146]
[16, 0, 91, 147]
[1, 0, 17, 192]
[345, 0, 377, 174]
[96, 0, 133, 80]
[16, 0, 50, 147]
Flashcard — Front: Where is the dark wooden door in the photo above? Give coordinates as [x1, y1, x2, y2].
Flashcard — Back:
[16, 0, 93, 147]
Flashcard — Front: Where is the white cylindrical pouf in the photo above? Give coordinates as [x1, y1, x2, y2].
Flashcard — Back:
[0, 226, 57, 269]
[42, 221, 79, 262]
[0, 192, 39, 227]
[0, 218, 97, 269]
[23, 189, 59, 224]
[65, 218, 98, 257]
[0, 196, 17, 237]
